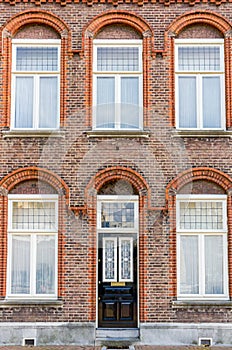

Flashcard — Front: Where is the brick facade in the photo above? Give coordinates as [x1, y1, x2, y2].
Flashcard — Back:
[0, 0, 231, 346]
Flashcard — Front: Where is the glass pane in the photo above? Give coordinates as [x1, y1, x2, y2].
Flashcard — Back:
[39, 77, 58, 128]
[179, 201, 223, 230]
[178, 77, 197, 128]
[120, 238, 133, 281]
[179, 235, 199, 294]
[103, 238, 117, 281]
[97, 47, 139, 71]
[12, 201, 56, 230]
[36, 235, 55, 294]
[96, 77, 115, 128]
[178, 46, 221, 71]
[15, 77, 33, 128]
[101, 202, 135, 228]
[203, 77, 221, 128]
[205, 235, 224, 294]
[16, 47, 58, 71]
[121, 77, 139, 129]
[11, 236, 30, 294]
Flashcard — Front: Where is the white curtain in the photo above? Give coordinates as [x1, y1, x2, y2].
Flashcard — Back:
[15, 77, 33, 128]
[121, 77, 139, 129]
[205, 235, 224, 294]
[179, 235, 199, 294]
[178, 76, 197, 128]
[203, 77, 221, 128]
[39, 77, 58, 128]
[96, 77, 115, 128]
[11, 236, 30, 294]
[36, 235, 55, 294]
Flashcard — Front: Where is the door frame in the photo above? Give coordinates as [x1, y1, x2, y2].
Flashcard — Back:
[96, 195, 139, 329]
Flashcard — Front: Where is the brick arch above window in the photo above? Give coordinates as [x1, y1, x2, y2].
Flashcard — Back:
[166, 11, 232, 128]
[83, 11, 154, 128]
[0, 9, 71, 129]
[0, 167, 70, 203]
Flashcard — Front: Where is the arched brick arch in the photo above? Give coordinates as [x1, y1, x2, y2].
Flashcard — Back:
[0, 167, 70, 203]
[83, 10, 153, 128]
[1, 9, 71, 128]
[166, 167, 232, 199]
[166, 10, 232, 128]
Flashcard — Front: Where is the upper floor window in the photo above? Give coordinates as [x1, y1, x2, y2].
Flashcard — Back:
[7, 195, 58, 298]
[176, 195, 228, 300]
[175, 39, 225, 130]
[93, 40, 143, 130]
[11, 39, 60, 130]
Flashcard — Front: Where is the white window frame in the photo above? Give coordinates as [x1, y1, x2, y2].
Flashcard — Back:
[7, 194, 58, 299]
[119, 236, 133, 282]
[93, 40, 143, 130]
[175, 39, 225, 130]
[102, 236, 118, 282]
[176, 194, 228, 300]
[11, 39, 61, 131]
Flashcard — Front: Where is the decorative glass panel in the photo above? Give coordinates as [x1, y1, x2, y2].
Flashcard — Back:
[179, 201, 223, 230]
[11, 235, 30, 294]
[97, 47, 139, 71]
[205, 235, 224, 294]
[36, 235, 56, 294]
[12, 201, 56, 230]
[179, 235, 199, 294]
[178, 46, 221, 71]
[119, 237, 133, 282]
[103, 237, 117, 282]
[16, 47, 58, 71]
[101, 202, 135, 228]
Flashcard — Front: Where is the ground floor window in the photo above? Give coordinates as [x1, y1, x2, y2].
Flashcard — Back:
[176, 195, 228, 299]
[7, 195, 58, 298]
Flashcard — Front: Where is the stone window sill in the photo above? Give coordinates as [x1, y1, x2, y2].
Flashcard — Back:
[173, 300, 232, 308]
[0, 299, 63, 307]
[85, 130, 150, 138]
[2, 130, 65, 138]
[172, 130, 232, 138]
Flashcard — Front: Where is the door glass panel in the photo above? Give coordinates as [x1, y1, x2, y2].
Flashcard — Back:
[103, 237, 117, 282]
[119, 237, 133, 282]
[101, 202, 135, 228]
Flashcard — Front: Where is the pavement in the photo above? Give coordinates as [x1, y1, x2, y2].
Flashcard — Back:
[0, 346, 232, 350]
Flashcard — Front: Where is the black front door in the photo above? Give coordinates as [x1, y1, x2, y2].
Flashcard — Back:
[98, 233, 137, 328]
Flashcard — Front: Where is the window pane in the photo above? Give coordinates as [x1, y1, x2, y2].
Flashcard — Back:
[121, 77, 139, 129]
[11, 236, 30, 294]
[96, 77, 115, 128]
[15, 77, 33, 128]
[39, 77, 58, 128]
[16, 47, 58, 71]
[12, 201, 56, 230]
[103, 238, 117, 281]
[205, 235, 224, 294]
[203, 77, 221, 128]
[178, 46, 221, 71]
[178, 77, 197, 128]
[179, 201, 223, 230]
[179, 235, 199, 294]
[36, 235, 55, 294]
[101, 202, 134, 228]
[97, 47, 139, 71]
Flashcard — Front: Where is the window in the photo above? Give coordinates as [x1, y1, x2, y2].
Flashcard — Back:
[7, 195, 58, 298]
[175, 39, 225, 129]
[93, 40, 143, 130]
[11, 40, 60, 130]
[176, 195, 228, 299]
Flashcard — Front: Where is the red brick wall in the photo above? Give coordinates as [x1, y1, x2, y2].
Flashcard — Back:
[0, 3, 231, 325]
